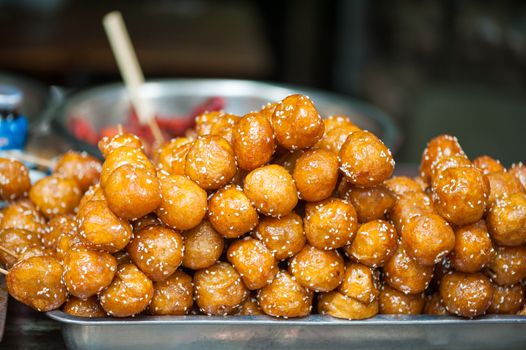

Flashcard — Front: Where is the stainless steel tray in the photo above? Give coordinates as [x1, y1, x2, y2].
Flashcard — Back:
[47, 311, 526, 350]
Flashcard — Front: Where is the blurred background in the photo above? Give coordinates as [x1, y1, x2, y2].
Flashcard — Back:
[1, 0, 525, 165]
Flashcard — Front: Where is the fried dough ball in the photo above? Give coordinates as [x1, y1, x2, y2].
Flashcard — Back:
[341, 184, 396, 223]
[383, 241, 434, 294]
[339, 130, 394, 188]
[156, 174, 207, 231]
[148, 270, 194, 315]
[77, 200, 132, 253]
[185, 135, 237, 190]
[98, 132, 143, 158]
[429, 155, 472, 181]
[424, 292, 449, 315]
[485, 245, 526, 285]
[338, 263, 379, 304]
[55, 231, 83, 262]
[304, 198, 358, 250]
[0, 200, 45, 236]
[17, 246, 54, 261]
[208, 185, 258, 238]
[42, 214, 76, 249]
[473, 155, 505, 175]
[54, 151, 102, 192]
[257, 270, 313, 318]
[292, 149, 339, 202]
[273, 150, 303, 174]
[99, 263, 154, 317]
[289, 245, 345, 292]
[401, 214, 455, 266]
[131, 214, 161, 233]
[345, 220, 398, 268]
[254, 212, 305, 260]
[450, 220, 494, 273]
[233, 112, 275, 171]
[488, 284, 524, 314]
[384, 176, 424, 198]
[0, 158, 30, 201]
[486, 172, 524, 204]
[488, 192, 526, 246]
[194, 262, 248, 316]
[379, 284, 424, 315]
[270, 94, 324, 150]
[431, 166, 489, 226]
[439, 271, 493, 318]
[63, 296, 106, 317]
[209, 113, 240, 145]
[0, 228, 41, 268]
[388, 191, 435, 232]
[315, 120, 361, 154]
[238, 296, 263, 316]
[127, 225, 184, 282]
[243, 164, 298, 217]
[155, 137, 192, 174]
[182, 220, 224, 270]
[509, 162, 526, 190]
[29, 175, 81, 218]
[195, 111, 223, 136]
[420, 134, 465, 183]
[7, 255, 67, 312]
[259, 102, 278, 121]
[63, 245, 117, 298]
[318, 291, 378, 320]
[100, 146, 155, 187]
[77, 184, 105, 212]
[227, 237, 278, 290]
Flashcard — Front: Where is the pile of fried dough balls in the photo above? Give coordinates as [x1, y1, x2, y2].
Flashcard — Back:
[1, 94, 526, 320]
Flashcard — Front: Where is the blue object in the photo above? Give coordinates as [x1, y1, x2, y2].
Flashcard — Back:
[0, 84, 28, 150]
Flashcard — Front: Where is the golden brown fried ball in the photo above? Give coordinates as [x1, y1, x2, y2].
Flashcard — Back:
[0, 228, 41, 268]
[156, 174, 207, 231]
[42, 214, 76, 249]
[384, 176, 424, 198]
[233, 112, 275, 171]
[54, 151, 102, 192]
[345, 220, 398, 268]
[388, 191, 435, 233]
[420, 134, 465, 183]
[486, 171, 524, 204]
[77, 184, 105, 212]
[148, 270, 194, 315]
[450, 220, 494, 273]
[439, 271, 493, 318]
[272, 150, 303, 174]
[208, 185, 258, 239]
[429, 155, 472, 182]
[155, 137, 193, 175]
[473, 155, 505, 175]
[0, 158, 30, 201]
[131, 214, 161, 233]
[55, 231, 83, 262]
[509, 162, 526, 190]
[289, 245, 345, 292]
[0, 200, 45, 237]
[270, 94, 324, 150]
[292, 149, 339, 202]
[304, 198, 358, 250]
[424, 292, 449, 315]
[485, 245, 526, 285]
[127, 225, 184, 282]
[98, 132, 144, 158]
[254, 212, 305, 260]
[29, 175, 81, 218]
[195, 111, 223, 136]
[318, 291, 378, 320]
[100, 146, 155, 187]
[379, 284, 424, 315]
[227, 237, 278, 290]
[237, 296, 263, 316]
[257, 270, 313, 318]
[209, 113, 240, 145]
[63, 296, 106, 318]
[488, 192, 526, 246]
[338, 263, 379, 304]
[488, 283, 524, 314]
[244, 164, 298, 217]
[341, 183, 395, 223]
[194, 262, 248, 316]
[182, 220, 224, 270]
[315, 118, 361, 155]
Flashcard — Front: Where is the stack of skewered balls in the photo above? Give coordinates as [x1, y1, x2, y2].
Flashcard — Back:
[1, 94, 526, 320]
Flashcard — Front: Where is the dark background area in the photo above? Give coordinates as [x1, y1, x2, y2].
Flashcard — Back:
[1, 0, 525, 164]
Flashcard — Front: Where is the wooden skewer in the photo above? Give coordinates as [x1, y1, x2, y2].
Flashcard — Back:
[0, 268, 7, 275]
[3, 150, 53, 169]
[0, 246, 18, 259]
[102, 11, 164, 146]
[117, 124, 124, 134]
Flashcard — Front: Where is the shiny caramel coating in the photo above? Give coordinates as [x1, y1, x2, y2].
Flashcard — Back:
[272, 150, 303, 174]
[431, 166, 489, 226]
[486, 171, 524, 204]
[7, 255, 67, 312]
[227, 237, 278, 290]
[29, 175, 81, 218]
[473, 155, 505, 175]
[439, 271, 493, 318]
[345, 220, 398, 268]
[259, 102, 278, 121]
[509, 162, 526, 190]
[379, 284, 424, 315]
[77, 200, 132, 253]
[257, 270, 313, 318]
[182, 220, 224, 270]
[77, 184, 105, 212]
[195, 111, 224, 136]
[420, 134, 465, 183]
[488, 283, 524, 314]
[0, 228, 41, 268]
[43, 214, 76, 249]
[341, 184, 395, 223]
[100, 146, 155, 187]
[0, 200, 46, 236]
[127, 225, 184, 282]
[485, 245, 526, 285]
[292, 149, 339, 202]
[156, 138, 193, 176]
[156, 174, 207, 231]
[0, 158, 30, 201]
[208, 185, 258, 239]
[99, 263, 154, 317]
[148, 270, 194, 315]
[17, 245, 54, 262]
[424, 292, 449, 315]
[209, 113, 240, 145]
[450, 220, 494, 273]
[304, 198, 358, 250]
[194, 262, 248, 316]
[54, 151, 102, 192]
[315, 121, 361, 155]
[338, 263, 379, 304]
[185, 135, 237, 190]
[339, 130, 394, 188]
[289, 245, 345, 292]
[429, 155, 472, 182]
[63, 296, 106, 317]
[270, 94, 324, 150]
[384, 176, 424, 198]
[318, 290, 378, 320]
[254, 212, 305, 260]
[237, 296, 263, 316]
[488, 192, 526, 246]
[388, 191, 435, 233]
[63, 245, 117, 298]
[243, 164, 298, 217]
[98, 132, 144, 158]
[323, 115, 354, 133]
[55, 231, 83, 262]
[233, 112, 275, 171]
[131, 214, 161, 233]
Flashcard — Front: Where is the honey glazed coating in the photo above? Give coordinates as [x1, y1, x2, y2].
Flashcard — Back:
[379, 284, 425, 315]
[29, 175, 82, 218]
[63, 296, 106, 318]
[182, 219, 224, 270]
[318, 290, 379, 320]
[148, 270, 194, 315]
[292, 149, 339, 202]
[53, 151, 102, 192]
[0, 158, 31, 201]
[254, 212, 306, 260]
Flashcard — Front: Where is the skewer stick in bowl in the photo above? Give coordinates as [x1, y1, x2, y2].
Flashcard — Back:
[2, 150, 53, 170]
[0, 268, 7, 275]
[102, 11, 164, 146]
[0, 246, 18, 259]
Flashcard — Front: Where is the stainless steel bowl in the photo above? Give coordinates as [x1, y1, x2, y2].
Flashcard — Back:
[52, 79, 400, 155]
